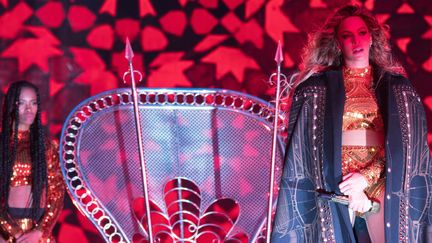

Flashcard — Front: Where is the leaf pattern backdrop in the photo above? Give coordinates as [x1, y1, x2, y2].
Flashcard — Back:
[0, 0, 430, 242]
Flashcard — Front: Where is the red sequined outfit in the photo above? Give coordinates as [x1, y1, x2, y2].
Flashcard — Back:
[0, 131, 64, 243]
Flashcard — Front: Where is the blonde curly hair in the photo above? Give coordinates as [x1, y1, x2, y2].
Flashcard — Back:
[295, 4, 405, 84]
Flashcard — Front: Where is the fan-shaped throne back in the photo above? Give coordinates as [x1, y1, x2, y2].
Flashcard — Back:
[60, 88, 286, 242]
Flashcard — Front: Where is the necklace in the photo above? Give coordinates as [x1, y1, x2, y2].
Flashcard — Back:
[343, 66, 371, 78]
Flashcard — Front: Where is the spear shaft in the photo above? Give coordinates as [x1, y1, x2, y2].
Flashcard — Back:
[124, 38, 153, 243]
[265, 41, 284, 243]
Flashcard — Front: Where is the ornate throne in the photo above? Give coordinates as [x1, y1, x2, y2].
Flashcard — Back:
[59, 88, 286, 242]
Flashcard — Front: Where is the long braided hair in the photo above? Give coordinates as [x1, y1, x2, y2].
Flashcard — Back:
[0, 80, 47, 221]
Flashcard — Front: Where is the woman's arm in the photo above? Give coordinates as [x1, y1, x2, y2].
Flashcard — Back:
[34, 140, 64, 239]
[0, 214, 23, 242]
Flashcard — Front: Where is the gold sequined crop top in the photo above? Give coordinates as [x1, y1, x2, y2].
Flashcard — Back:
[341, 66, 385, 199]
[342, 66, 383, 132]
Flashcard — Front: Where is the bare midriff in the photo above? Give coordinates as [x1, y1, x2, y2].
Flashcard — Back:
[8, 186, 33, 208]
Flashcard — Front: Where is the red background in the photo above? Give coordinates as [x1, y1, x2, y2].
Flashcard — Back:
[0, 0, 431, 242]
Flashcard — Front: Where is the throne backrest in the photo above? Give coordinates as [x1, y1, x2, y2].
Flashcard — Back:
[60, 88, 286, 242]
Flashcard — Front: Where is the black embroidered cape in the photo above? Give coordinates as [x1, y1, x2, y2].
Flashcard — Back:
[271, 69, 432, 242]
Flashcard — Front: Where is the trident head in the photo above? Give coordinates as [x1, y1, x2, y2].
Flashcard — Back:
[122, 37, 142, 84]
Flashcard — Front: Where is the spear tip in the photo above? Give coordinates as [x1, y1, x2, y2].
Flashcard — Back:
[125, 37, 134, 62]
[274, 40, 284, 65]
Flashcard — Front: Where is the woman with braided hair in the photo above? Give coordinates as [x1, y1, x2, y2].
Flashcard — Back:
[271, 4, 431, 242]
[0, 81, 64, 243]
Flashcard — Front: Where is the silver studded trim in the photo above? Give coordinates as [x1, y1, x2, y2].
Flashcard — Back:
[393, 84, 422, 243]
[300, 86, 335, 243]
